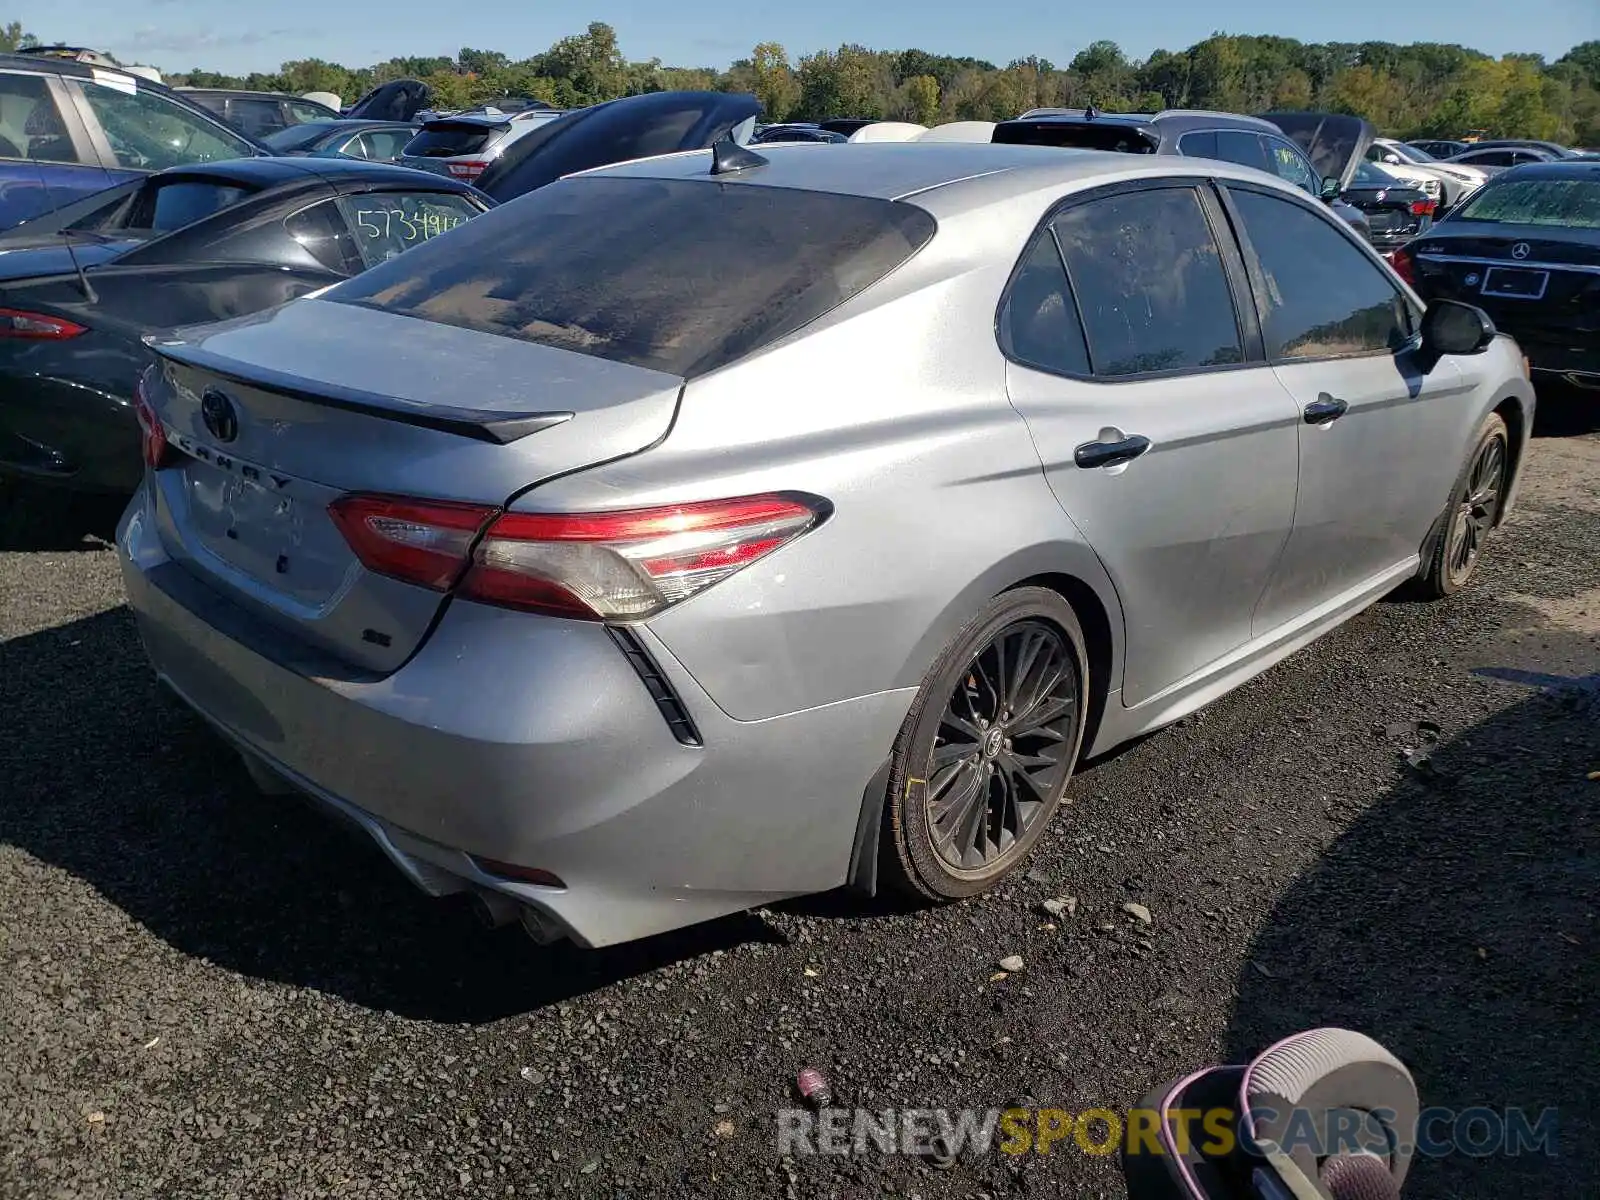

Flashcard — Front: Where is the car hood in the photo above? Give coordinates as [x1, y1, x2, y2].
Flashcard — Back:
[476, 90, 761, 202]
[0, 236, 142, 281]
[1258, 112, 1375, 192]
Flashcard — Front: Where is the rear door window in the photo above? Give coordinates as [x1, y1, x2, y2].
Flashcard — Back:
[327, 175, 937, 378]
[1212, 130, 1274, 174]
[1262, 136, 1319, 195]
[287, 100, 335, 123]
[0, 71, 84, 163]
[1227, 188, 1413, 360]
[1049, 185, 1244, 377]
[67, 78, 256, 170]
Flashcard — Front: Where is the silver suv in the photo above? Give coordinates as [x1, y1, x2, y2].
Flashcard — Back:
[397, 109, 565, 182]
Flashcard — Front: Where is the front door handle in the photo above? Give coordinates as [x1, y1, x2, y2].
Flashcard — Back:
[1074, 434, 1151, 469]
[1303, 394, 1349, 425]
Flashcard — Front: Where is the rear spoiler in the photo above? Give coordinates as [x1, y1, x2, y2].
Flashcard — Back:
[146, 337, 573, 445]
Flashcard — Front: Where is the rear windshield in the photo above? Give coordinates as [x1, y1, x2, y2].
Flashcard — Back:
[328, 176, 937, 378]
[993, 121, 1157, 154]
[404, 123, 502, 157]
[1455, 177, 1600, 228]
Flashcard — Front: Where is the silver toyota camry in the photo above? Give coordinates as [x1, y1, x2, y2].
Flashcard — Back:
[118, 142, 1535, 947]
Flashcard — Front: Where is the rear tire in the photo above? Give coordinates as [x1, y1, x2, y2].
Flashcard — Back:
[1413, 413, 1508, 600]
[881, 587, 1088, 901]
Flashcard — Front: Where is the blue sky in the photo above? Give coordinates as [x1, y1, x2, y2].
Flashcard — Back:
[21, 0, 1598, 78]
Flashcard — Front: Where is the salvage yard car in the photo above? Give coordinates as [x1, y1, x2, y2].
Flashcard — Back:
[0, 157, 488, 498]
[118, 142, 1534, 948]
[1396, 159, 1600, 391]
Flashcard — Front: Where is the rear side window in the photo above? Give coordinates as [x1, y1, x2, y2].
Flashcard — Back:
[226, 97, 284, 137]
[1263, 137, 1319, 195]
[998, 231, 1091, 376]
[328, 176, 938, 378]
[404, 123, 500, 157]
[1050, 186, 1243, 377]
[1228, 189, 1413, 360]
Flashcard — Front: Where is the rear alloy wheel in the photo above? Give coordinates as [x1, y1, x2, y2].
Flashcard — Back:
[1415, 413, 1509, 599]
[883, 587, 1087, 900]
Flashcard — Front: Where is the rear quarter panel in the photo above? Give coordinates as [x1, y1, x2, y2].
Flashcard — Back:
[514, 203, 1125, 723]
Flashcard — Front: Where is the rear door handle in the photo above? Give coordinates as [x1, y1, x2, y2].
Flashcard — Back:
[1303, 394, 1349, 425]
[1074, 434, 1151, 469]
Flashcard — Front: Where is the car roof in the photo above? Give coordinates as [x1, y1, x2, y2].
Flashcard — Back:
[584, 141, 1306, 211]
[0, 51, 133, 82]
[177, 87, 324, 102]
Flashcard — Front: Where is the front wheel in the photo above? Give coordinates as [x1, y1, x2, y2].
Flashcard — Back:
[881, 587, 1088, 901]
[1414, 413, 1509, 599]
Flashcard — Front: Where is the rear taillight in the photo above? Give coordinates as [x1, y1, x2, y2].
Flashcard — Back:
[1387, 246, 1416, 286]
[1409, 199, 1436, 216]
[0, 307, 86, 339]
[329, 491, 827, 619]
[445, 160, 488, 178]
[131, 376, 173, 470]
[459, 494, 828, 620]
[328, 495, 496, 591]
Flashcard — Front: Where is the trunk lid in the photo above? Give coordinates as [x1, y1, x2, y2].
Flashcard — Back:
[143, 298, 683, 672]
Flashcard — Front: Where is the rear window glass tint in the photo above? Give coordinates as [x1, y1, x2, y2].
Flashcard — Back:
[1457, 177, 1600, 228]
[1051, 186, 1243, 376]
[405, 124, 499, 157]
[328, 176, 937, 378]
[140, 180, 255, 231]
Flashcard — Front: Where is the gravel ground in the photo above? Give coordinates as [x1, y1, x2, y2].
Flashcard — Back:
[2, 391, 1596, 1200]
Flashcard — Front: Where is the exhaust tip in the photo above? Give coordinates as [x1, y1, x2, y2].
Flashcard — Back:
[468, 890, 518, 929]
[519, 905, 560, 946]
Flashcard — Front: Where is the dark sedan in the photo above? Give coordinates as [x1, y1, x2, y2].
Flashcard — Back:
[0, 157, 490, 497]
[1394, 161, 1600, 390]
[1340, 161, 1436, 251]
[263, 119, 419, 162]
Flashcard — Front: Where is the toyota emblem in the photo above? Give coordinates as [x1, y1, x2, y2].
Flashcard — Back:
[200, 389, 239, 444]
[1511, 242, 1531, 260]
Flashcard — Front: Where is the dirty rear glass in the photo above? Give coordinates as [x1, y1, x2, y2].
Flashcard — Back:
[1455, 177, 1600, 229]
[328, 176, 938, 378]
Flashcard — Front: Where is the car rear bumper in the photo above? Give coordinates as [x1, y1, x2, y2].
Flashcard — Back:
[117, 485, 912, 947]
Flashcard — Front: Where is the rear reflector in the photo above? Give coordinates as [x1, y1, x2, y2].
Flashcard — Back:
[471, 857, 566, 888]
[131, 375, 173, 470]
[328, 494, 496, 591]
[0, 307, 86, 339]
[458, 493, 828, 620]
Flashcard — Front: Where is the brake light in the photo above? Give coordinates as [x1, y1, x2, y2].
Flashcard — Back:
[328, 495, 496, 590]
[460, 493, 828, 620]
[0, 307, 86, 339]
[131, 375, 173, 470]
[445, 160, 488, 178]
[1409, 199, 1436, 216]
[1388, 246, 1416, 286]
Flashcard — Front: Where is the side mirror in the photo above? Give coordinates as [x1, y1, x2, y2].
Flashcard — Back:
[1421, 299, 1496, 357]
[1382, 153, 1403, 165]
[1320, 176, 1342, 201]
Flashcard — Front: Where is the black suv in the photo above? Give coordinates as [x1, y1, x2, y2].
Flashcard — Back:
[175, 89, 341, 139]
[0, 53, 265, 229]
[994, 108, 1374, 240]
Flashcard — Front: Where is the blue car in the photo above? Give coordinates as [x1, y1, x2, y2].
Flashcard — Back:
[0, 52, 266, 230]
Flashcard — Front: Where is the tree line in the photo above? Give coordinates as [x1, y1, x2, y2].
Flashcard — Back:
[10, 22, 1600, 144]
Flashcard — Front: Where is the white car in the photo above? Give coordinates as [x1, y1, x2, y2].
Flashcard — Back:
[1368, 138, 1485, 209]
